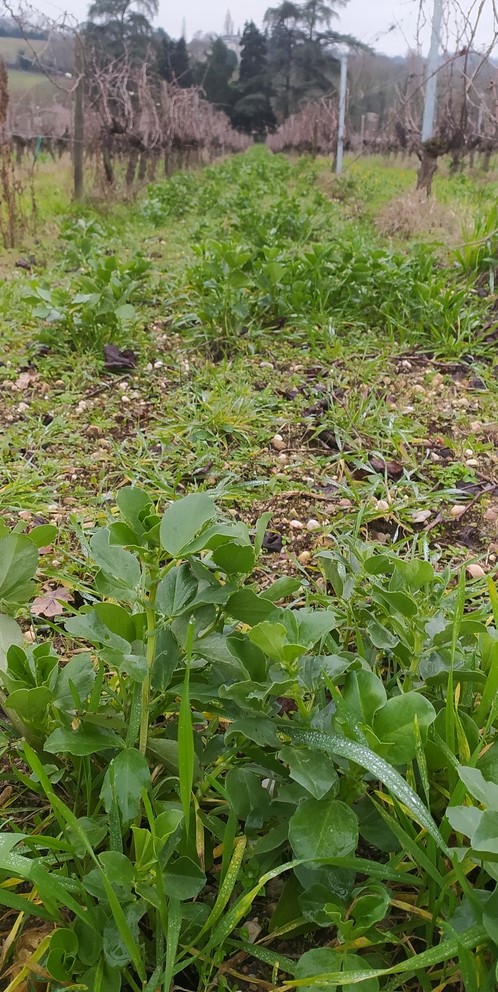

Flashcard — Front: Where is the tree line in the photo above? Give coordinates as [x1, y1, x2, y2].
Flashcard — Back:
[84, 0, 363, 136]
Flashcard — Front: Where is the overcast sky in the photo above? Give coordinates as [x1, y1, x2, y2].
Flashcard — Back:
[35, 0, 498, 57]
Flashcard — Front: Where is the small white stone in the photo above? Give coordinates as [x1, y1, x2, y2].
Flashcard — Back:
[306, 518, 320, 531]
[470, 421, 482, 432]
[375, 499, 390, 512]
[77, 400, 87, 412]
[298, 550, 312, 564]
[449, 505, 466, 518]
[464, 448, 474, 457]
[277, 452, 288, 464]
[290, 519, 304, 529]
[17, 401, 29, 413]
[465, 458, 479, 467]
[411, 509, 432, 523]
[154, 360, 163, 368]
[121, 395, 130, 404]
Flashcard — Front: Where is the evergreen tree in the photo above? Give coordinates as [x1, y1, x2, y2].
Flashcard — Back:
[158, 34, 192, 86]
[192, 37, 237, 111]
[265, 0, 362, 118]
[85, 0, 158, 62]
[231, 21, 276, 136]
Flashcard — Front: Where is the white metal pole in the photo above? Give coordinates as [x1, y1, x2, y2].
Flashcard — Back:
[336, 53, 348, 174]
[421, 0, 444, 142]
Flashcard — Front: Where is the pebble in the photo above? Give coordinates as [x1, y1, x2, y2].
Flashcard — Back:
[306, 518, 320, 531]
[277, 453, 288, 464]
[449, 505, 466, 518]
[464, 448, 474, 457]
[290, 519, 304, 530]
[411, 509, 432, 523]
[17, 401, 29, 413]
[260, 361, 273, 369]
[467, 563, 485, 579]
[470, 421, 482, 432]
[375, 499, 391, 512]
[298, 550, 312, 564]
[271, 433, 286, 451]
[77, 400, 87, 412]
[465, 458, 479, 467]
[18, 510, 32, 521]
[400, 360, 412, 369]
[413, 384, 426, 394]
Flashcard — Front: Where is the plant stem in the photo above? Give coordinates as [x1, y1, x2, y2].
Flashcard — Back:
[139, 583, 158, 756]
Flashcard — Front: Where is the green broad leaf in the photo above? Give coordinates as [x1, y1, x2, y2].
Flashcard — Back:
[0, 533, 38, 604]
[289, 798, 358, 862]
[365, 619, 399, 650]
[297, 611, 338, 646]
[299, 884, 344, 928]
[103, 900, 145, 969]
[7, 686, 52, 720]
[394, 559, 435, 590]
[116, 486, 152, 538]
[90, 529, 141, 591]
[160, 493, 216, 556]
[108, 521, 140, 548]
[342, 671, 387, 726]
[226, 717, 281, 748]
[296, 950, 379, 992]
[279, 746, 339, 800]
[115, 303, 136, 321]
[101, 748, 150, 826]
[457, 764, 498, 809]
[0, 614, 23, 671]
[227, 588, 278, 625]
[372, 692, 436, 763]
[291, 926, 488, 987]
[372, 587, 418, 618]
[212, 542, 255, 574]
[470, 810, 498, 855]
[363, 555, 393, 576]
[225, 768, 270, 820]
[65, 606, 134, 651]
[44, 725, 125, 756]
[349, 884, 390, 932]
[445, 805, 482, 840]
[261, 576, 302, 602]
[66, 816, 108, 858]
[151, 627, 180, 691]
[156, 564, 198, 616]
[248, 621, 305, 663]
[27, 524, 58, 549]
[53, 653, 96, 710]
[163, 856, 206, 900]
[46, 928, 78, 983]
[483, 885, 498, 944]
[281, 725, 450, 855]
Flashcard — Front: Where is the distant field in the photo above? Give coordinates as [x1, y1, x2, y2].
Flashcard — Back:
[0, 36, 47, 61]
[7, 68, 71, 106]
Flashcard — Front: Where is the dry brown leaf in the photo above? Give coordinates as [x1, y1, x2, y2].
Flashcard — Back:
[31, 586, 73, 618]
[14, 371, 38, 391]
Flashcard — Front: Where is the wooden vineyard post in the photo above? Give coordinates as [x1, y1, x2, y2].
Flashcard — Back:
[73, 33, 84, 201]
